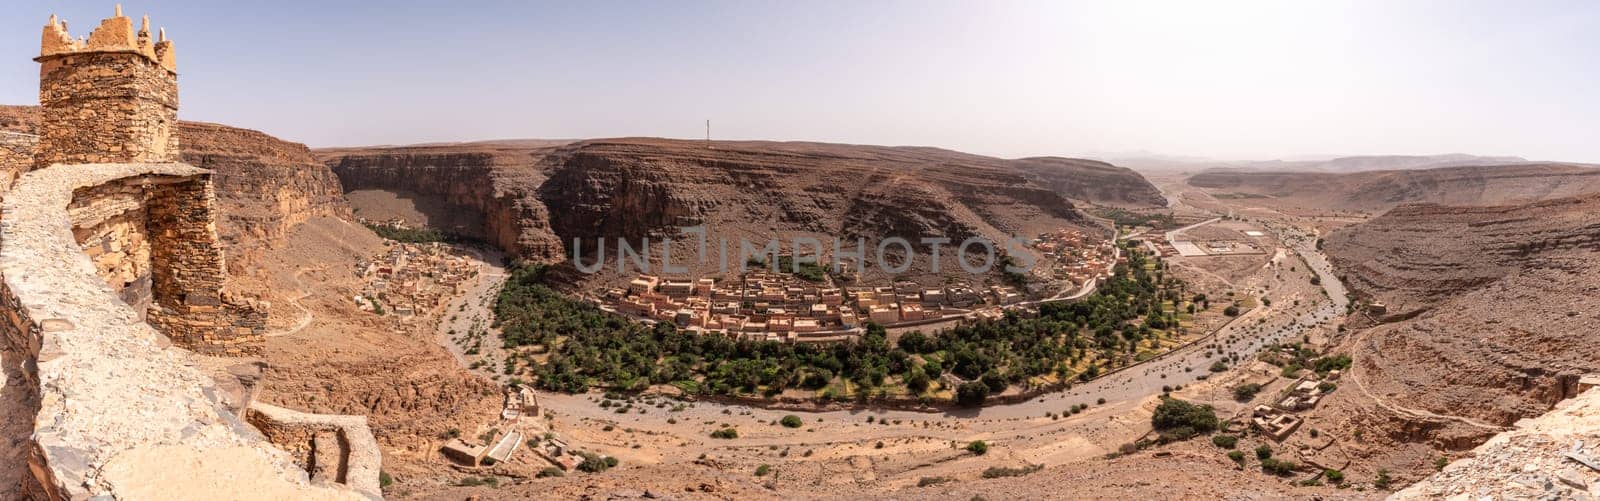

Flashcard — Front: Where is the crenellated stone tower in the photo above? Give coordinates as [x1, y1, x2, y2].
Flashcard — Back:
[35, 5, 179, 170]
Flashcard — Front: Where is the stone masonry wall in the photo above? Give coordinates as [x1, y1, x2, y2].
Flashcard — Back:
[68, 178, 154, 315]
[0, 134, 32, 191]
[35, 51, 177, 170]
[247, 402, 384, 496]
[126, 173, 266, 356]
[0, 163, 369, 500]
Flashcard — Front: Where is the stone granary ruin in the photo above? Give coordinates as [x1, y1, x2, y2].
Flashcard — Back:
[0, 7, 379, 499]
[35, 4, 267, 356]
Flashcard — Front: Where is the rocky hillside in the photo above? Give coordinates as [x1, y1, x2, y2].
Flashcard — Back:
[1007, 156, 1166, 207]
[1394, 386, 1600, 500]
[0, 105, 350, 264]
[1323, 194, 1600, 433]
[322, 138, 1113, 285]
[1187, 163, 1600, 213]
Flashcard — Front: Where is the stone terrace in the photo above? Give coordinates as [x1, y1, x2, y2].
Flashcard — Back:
[0, 163, 371, 499]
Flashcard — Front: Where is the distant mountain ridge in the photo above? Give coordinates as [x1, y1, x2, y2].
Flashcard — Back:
[1103, 153, 1568, 174]
[1187, 162, 1600, 212]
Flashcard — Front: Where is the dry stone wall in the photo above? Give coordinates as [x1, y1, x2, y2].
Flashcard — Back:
[0, 163, 369, 500]
[247, 402, 383, 496]
[35, 51, 177, 170]
[0, 134, 32, 190]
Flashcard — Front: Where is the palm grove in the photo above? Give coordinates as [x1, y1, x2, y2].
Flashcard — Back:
[493, 243, 1193, 405]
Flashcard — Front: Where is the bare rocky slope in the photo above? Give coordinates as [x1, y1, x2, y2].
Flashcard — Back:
[1188, 163, 1600, 212]
[1007, 156, 1167, 207]
[1322, 194, 1600, 448]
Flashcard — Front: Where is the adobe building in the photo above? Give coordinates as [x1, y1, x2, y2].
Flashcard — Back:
[0, 7, 377, 499]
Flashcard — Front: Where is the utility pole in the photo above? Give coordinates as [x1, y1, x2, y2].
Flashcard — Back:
[705, 119, 711, 146]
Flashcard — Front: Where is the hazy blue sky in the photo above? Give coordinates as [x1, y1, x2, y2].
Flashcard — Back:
[3, 1, 1597, 162]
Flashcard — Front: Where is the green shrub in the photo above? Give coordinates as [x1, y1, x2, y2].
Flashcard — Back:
[957, 382, 990, 406]
[981, 464, 1043, 479]
[1211, 435, 1238, 449]
[754, 464, 772, 477]
[917, 476, 953, 487]
[780, 415, 803, 428]
[1232, 383, 1262, 402]
[1260, 457, 1296, 476]
[1227, 450, 1245, 463]
[710, 428, 739, 439]
[576, 452, 616, 473]
[1255, 444, 1273, 460]
[1151, 397, 1219, 441]
[966, 440, 989, 455]
[1324, 469, 1344, 483]
[378, 471, 393, 488]
[536, 467, 564, 478]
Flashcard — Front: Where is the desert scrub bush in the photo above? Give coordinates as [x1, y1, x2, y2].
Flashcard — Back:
[1211, 434, 1238, 449]
[980, 464, 1043, 479]
[966, 440, 989, 455]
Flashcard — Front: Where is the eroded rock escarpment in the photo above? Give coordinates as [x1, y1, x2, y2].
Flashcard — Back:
[1188, 163, 1600, 212]
[1008, 156, 1167, 208]
[318, 142, 566, 263]
[1322, 194, 1600, 440]
[321, 137, 1122, 283]
[537, 139, 1086, 244]
[180, 121, 351, 253]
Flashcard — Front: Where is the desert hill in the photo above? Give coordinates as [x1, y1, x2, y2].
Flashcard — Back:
[1310, 154, 1530, 173]
[1007, 156, 1167, 207]
[1322, 193, 1600, 439]
[1187, 163, 1600, 212]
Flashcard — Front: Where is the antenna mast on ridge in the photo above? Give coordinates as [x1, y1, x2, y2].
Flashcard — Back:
[705, 119, 711, 146]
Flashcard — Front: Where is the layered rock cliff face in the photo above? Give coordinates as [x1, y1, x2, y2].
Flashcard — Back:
[1324, 194, 1600, 431]
[317, 144, 566, 263]
[1188, 163, 1600, 212]
[322, 138, 1113, 285]
[1008, 156, 1167, 207]
[179, 121, 351, 256]
[537, 139, 1086, 243]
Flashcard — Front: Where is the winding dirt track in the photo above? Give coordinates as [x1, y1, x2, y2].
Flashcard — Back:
[266, 267, 317, 338]
[1346, 330, 1509, 431]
